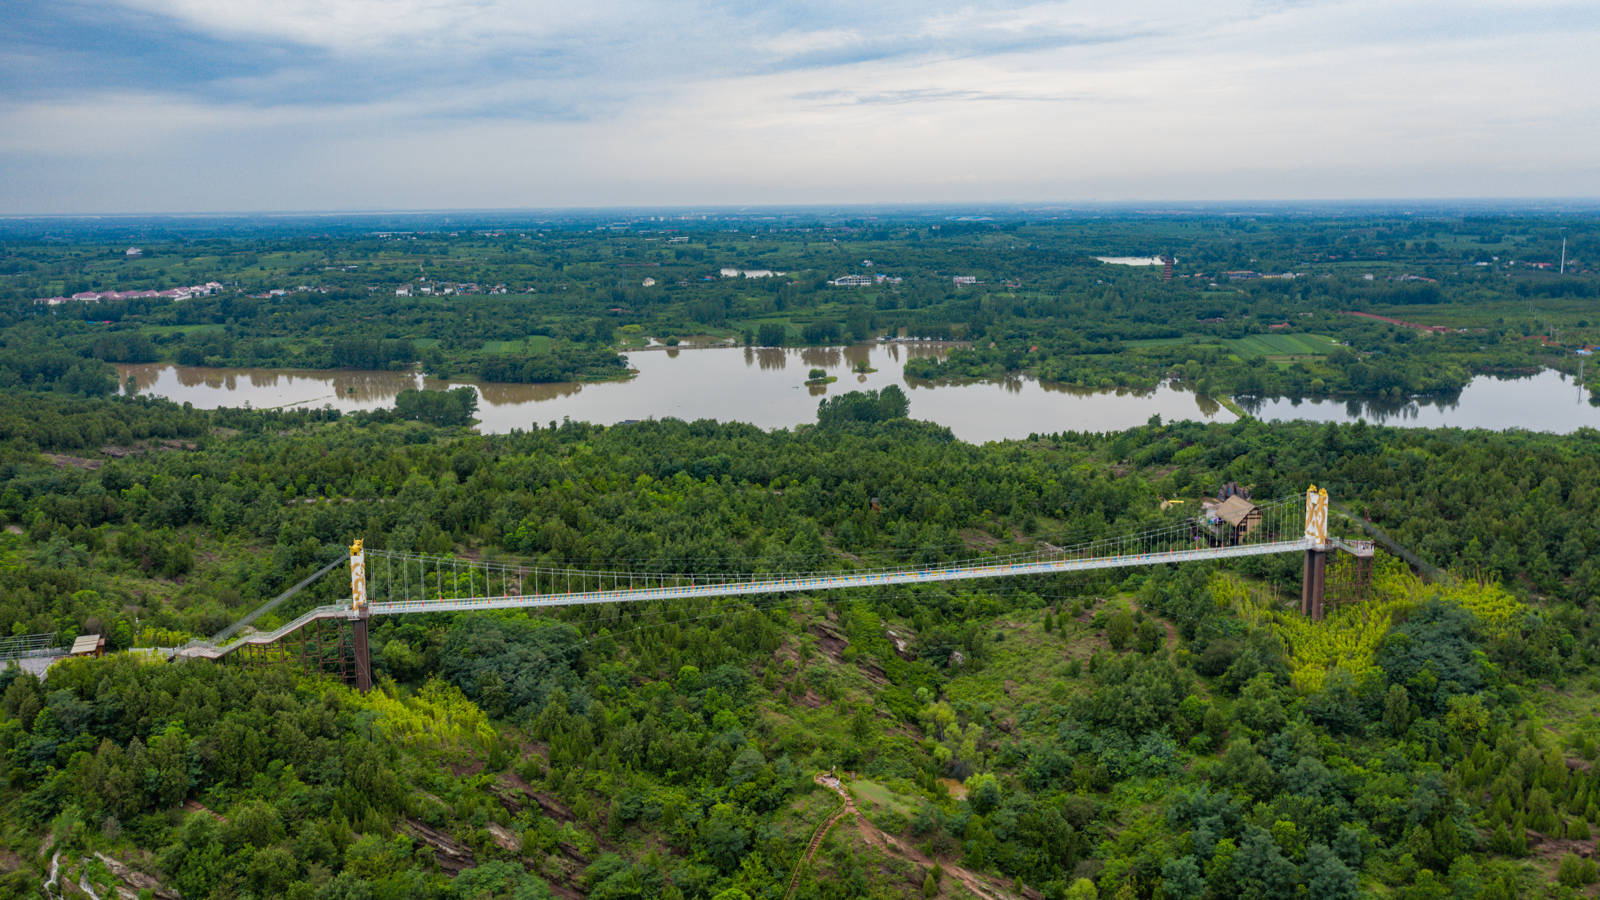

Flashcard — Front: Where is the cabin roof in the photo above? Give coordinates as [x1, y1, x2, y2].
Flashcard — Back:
[70, 634, 104, 655]
[1215, 495, 1259, 526]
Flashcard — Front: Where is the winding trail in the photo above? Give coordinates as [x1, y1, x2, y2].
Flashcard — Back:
[786, 773, 1020, 900]
[783, 774, 852, 900]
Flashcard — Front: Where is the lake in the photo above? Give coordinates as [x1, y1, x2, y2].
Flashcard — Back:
[116, 348, 1597, 440]
[115, 343, 1234, 442]
[1240, 368, 1600, 433]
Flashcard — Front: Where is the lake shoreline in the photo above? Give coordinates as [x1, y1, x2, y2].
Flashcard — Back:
[115, 346, 1599, 440]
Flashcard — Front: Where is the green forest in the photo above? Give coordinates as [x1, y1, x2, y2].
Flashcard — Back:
[1, 210, 1599, 899]
[2, 210, 1596, 402]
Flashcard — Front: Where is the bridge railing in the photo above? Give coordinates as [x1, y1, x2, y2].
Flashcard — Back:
[175, 493, 1313, 653]
[179, 605, 350, 659]
[359, 495, 1308, 607]
[0, 632, 60, 661]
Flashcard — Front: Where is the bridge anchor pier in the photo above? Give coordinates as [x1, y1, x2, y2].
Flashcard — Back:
[1301, 548, 1328, 620]
[352, 610, 372, 693]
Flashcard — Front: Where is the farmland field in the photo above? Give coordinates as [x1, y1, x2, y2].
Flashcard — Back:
[1226, 333, 1338, 358]
[479, 335, 553, 354]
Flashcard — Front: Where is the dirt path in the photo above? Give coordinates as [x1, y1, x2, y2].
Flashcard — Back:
[789, 773, 1023, 900]
[1128, 599, 1178, 650]
[782, 775, 851, 900]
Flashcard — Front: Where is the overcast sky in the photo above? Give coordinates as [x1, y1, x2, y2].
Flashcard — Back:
[3, 0, 1597, 213]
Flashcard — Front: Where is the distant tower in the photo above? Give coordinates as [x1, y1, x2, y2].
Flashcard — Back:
[1162, 255, 1174, 282]
[1561, 238, 1567, 275]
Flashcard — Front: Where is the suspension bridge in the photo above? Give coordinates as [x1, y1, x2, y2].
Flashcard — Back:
[175, 486, 1366, 690]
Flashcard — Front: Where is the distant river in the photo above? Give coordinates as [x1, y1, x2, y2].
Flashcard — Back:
[115, 343, 1234, 442]
[116, 347, 1597, 440]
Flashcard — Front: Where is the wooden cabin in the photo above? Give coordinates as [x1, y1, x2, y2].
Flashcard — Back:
[70, 634, 106, 658]
[1201, 495, 1262, 545]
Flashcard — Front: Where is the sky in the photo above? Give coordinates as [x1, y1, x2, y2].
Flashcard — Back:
[2, 0, 1597, 214]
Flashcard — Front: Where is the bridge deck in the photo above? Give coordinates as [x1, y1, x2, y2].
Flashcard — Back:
[179, 539, 1311, 660]
[179, 606, 347, 660]
[370, 540, 1310, 615]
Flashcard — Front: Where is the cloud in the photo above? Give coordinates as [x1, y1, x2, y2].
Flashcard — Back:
[762, 28, 865, 59]
[105, 0, 624, 52]
[2, 0, 1598, 211]
[793, 88, 1086, 106]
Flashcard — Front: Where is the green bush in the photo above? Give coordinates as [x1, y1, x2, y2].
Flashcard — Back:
[1558, 853, 1585, 887]
[1105, 611, 1135, 651]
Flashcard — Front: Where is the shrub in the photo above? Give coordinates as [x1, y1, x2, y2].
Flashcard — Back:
[1106, 611, 1135, 651]
[1558, 853, 1585, 887]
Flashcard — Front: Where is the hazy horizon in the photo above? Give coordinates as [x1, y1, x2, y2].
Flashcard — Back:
[7, 198, 1600, 223]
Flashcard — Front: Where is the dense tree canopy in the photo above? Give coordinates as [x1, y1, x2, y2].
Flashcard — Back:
[1, 211, 1598, 897]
